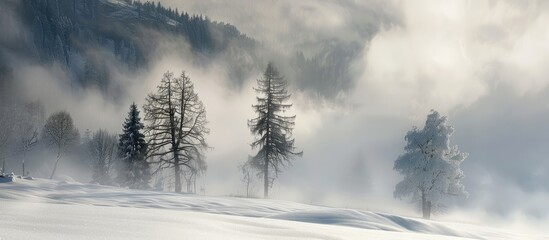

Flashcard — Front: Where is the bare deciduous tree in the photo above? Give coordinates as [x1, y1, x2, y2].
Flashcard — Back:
[182, 156, 207, 193]
[143, 71, 209, 193]
[88, 129, 117, 185]
[13, 101, 44, 176]
[43, 111, 78, 179]
[239, 161, 256, 198]
[0, 104, 15, 173]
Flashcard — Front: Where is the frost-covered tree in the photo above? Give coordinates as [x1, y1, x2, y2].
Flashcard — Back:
[248, 62, 302, 198]
[116, 103, 150, 189]
[143, 71, 209, 193]
[393, 110, 468, 219]
[88, 129, 117, 185]
[43, 111, 78, 179]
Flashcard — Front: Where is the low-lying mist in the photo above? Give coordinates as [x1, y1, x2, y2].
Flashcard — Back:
[0, 0, 548, 233]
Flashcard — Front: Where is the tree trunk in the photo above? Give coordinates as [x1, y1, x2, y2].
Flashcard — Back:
[22, 152, 25, 176]
[246, 181, 250, 198]
[174, 161, 182, 193]
[193, 175, 197, 194]
[49, 156, 60, 179]
[425, 201, 431, 219]
[186, 178, 191, 193]
[264, 73, 272, 199]
[264, 157, 269, 198]
[421, 192, 431, 219]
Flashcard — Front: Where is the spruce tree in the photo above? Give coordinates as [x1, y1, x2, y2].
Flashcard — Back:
[117, 103, 150, 189]
[248, 62, 302, 198]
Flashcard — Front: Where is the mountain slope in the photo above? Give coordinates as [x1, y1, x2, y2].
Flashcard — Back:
[0, 0, 258, 91]
[0, 0, 363, 101]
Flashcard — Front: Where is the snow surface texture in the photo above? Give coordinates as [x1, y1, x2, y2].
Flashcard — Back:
[0, 178, 546, 240]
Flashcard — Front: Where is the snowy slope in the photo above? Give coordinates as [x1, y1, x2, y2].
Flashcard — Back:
[0, 177, 546, 240]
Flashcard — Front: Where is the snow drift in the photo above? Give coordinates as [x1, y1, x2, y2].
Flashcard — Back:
[0, 177, 546, 240]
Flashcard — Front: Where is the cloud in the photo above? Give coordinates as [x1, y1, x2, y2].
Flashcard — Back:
[158, 0, 399, 51]
[355, 0, 549, 115]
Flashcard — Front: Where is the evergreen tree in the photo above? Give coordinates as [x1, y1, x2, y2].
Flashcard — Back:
[393, 110, 468, 219]
[116, 103, 150, 189]
[248, 62, 302, 198]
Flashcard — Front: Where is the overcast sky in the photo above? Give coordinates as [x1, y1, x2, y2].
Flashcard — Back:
[8, 0, 549, 227]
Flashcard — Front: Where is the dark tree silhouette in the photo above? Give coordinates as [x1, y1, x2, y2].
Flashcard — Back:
[116, 103, 151, 189]
[248, 62, 302, 198]
[143, 71, 209, 193]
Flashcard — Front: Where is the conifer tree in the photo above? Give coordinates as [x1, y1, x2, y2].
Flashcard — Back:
[248, 62, 302, 198]
[117, 103, 150, 189]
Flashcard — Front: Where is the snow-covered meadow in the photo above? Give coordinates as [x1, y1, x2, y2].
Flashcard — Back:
[0, 177, 546, 240]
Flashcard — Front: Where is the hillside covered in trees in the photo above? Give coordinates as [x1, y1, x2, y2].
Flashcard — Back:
[0, 0, 362, 101]
[0, 0, 258, 92]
